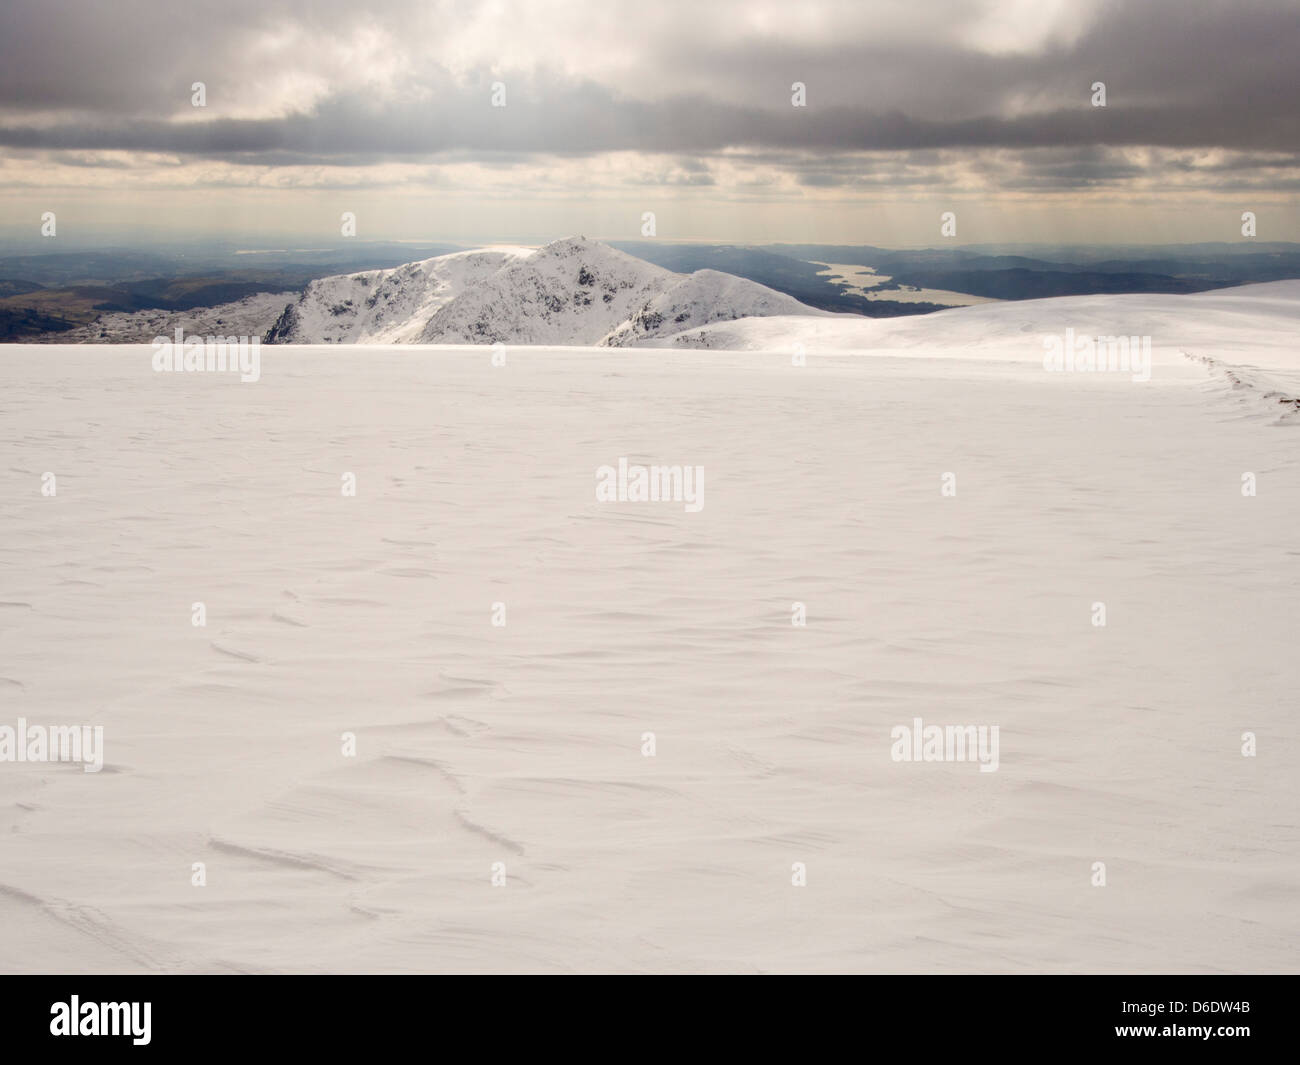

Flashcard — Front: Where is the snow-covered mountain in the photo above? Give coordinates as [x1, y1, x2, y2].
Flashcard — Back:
[264, 237, 829, 346]
[598, 268, 822, 347]
[411, 237, 670, 345]
[264, 247, 534, 344]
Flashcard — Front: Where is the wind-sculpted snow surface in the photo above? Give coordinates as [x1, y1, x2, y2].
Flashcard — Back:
[3, 282, 1300, 971]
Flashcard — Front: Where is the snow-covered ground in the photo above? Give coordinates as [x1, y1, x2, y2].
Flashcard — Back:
[1, 283, 1297, 973]
[661, 278, 1300, 365]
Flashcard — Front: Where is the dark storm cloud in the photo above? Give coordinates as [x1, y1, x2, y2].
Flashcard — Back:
[0, 0, 1296, 168]
[0, 92, 1293, 159]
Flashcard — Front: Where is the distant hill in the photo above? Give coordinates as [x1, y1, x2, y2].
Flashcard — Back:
[266, 237, 830, 346]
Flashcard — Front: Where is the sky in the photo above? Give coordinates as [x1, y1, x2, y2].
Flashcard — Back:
[0, 0, 1297, 247]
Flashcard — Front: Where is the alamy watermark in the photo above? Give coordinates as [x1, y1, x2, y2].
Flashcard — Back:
[0, 718, 104, 773]
[1042, 329, 1151, 383]
[596, 457, 704, 512]
[50, 997, 150, 1045]
[890, 717, 1000, 773]
[152, 328, 261, 382]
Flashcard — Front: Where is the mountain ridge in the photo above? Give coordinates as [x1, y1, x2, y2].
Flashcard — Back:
[264, 236, 831, 346]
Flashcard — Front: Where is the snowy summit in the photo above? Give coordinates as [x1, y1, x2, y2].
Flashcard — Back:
[263, 237, 830, 346]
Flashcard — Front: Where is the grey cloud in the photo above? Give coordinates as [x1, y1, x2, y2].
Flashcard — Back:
[0, 90, 1293, 161]
[0, 0, 1297, 189]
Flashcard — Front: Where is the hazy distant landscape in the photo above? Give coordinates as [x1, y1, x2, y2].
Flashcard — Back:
[0, 241, 462, 339]
[6, 237, 1300, 342]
